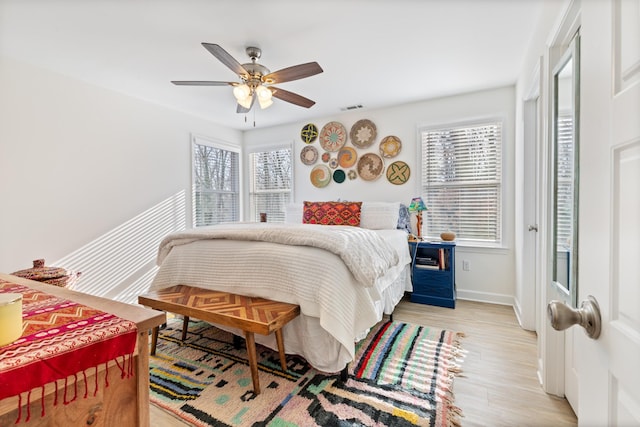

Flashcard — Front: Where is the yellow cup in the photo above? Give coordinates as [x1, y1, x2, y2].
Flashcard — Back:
[0, 293, 23, 346]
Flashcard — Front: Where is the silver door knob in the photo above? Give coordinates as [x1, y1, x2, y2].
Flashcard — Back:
[547, 295, 601, 339]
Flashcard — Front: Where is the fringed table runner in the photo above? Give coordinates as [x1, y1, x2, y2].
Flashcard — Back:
[0, 279, 137, 423]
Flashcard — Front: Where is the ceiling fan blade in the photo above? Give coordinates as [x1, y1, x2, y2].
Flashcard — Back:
[202, 43, 249, 79]
[270, 86, 316, 108]
[171, 81, 234, 86]
[262, 62, 323, 84]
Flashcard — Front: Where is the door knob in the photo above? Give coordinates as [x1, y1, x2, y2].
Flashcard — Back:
[528, 224, 538, 232]
[547, 295, 601, 339]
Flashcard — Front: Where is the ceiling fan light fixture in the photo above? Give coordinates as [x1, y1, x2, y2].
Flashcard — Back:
[258, 97, 273, 109]
[233, 84, 251, 102]
[256, 85, 273, 109]
[237, 95, 253, 109]
[255, 85, 272, 101]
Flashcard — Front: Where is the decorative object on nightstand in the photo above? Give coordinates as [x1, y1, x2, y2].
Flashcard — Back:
[440, 231, 456, 241]
[408, 196, 427, 239]
[408, 240, 456, 308]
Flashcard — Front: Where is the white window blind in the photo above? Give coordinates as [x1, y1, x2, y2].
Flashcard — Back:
[192, 140, 240, 227]
[249, 147, 292, 222]
[555, 114, 574, 251]
[420, 121, 502, 243]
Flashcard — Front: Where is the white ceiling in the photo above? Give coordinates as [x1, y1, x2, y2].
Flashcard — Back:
[0, 0, 544, 130]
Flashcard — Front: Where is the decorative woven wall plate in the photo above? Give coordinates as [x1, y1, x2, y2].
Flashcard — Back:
[349, 119, 377, 148]
[319, 121, 347, 152]
[357, 152, 384, 181]
[310, 164, 331, 188]
[333, 169, 346, 183]
[379, 135, 402, 158]
[386, 161, 410, 185]
[300, 123, 318, 144]
[300, 145, 318, 165]
[337, 146, 357, 168]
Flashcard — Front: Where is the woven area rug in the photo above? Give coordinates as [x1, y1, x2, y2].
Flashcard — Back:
[149, 319, 465, 427]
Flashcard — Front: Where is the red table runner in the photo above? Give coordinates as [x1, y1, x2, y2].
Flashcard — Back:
[0, 279, 137, 422]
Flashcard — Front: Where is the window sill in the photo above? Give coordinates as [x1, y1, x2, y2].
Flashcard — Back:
[452, 242, 509, 255]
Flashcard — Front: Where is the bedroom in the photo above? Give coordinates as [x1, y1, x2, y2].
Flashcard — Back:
[1, 0, 638, 426]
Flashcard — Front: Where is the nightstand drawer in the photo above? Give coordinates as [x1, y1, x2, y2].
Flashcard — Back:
[412, 276, 455, 299]
[412, 268, 452, 285]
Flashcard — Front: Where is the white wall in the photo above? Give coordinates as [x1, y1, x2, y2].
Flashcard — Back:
[245, 86, 517, 305]
[0, 57, 241, 301]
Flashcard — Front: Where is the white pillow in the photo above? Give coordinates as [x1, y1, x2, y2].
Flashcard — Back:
[360, 202, 400, 230]
[284, 203, 303, 223]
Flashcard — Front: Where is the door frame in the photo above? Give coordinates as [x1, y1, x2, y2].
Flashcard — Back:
[538, 0, 582, 402]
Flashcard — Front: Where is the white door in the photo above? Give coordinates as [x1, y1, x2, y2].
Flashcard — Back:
[521, 88, 540, 332]
[575, 1, 640, 425]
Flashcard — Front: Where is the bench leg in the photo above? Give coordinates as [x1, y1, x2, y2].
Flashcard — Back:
[275, 329, 287, 371]
[233, 334, 243, 350]
[244, 331, 260, 394]
[340, 366, 348, 382]
[150, 326, 159, 355]
[181, 316, 190, 341]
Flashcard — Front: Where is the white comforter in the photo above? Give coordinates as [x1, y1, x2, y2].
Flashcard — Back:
[157, 223, 399, 287]
[150, 223, 410, 372]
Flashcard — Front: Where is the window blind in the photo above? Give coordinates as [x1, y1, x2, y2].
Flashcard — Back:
[192, 141, 240, 227]
[421, 122, 502, 243]
[555, 115, 574, 251]
[249, 147, 292, 222]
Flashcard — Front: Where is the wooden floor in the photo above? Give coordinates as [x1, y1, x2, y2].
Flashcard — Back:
[150, 298, 578, 426]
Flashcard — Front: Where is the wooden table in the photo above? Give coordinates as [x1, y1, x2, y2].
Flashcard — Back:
[0, 273, 165, 427]
[138, 285, 300, 394]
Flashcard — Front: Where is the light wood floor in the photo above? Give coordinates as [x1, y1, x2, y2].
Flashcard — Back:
[150, 298, 578, 426]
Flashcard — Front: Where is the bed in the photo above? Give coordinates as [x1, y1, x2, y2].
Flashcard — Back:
[148, 201, 412, 373]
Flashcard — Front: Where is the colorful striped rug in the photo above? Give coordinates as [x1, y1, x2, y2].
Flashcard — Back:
[149, 319, 465, 426]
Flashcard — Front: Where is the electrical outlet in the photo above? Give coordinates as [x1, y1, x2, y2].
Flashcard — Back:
[462, 260, 470, 271]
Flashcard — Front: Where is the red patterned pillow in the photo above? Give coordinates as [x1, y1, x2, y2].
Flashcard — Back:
[303, 201, 362, 226]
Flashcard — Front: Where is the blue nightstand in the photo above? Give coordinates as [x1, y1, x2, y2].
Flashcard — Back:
[408, 240, 456, 308]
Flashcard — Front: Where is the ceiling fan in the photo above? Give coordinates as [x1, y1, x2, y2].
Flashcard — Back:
[172, 43, 323, 113]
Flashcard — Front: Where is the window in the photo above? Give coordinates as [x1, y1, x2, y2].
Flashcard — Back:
[249, 147, 292, 222]
[420, 121, 502, 244]
[192, 137, 240, 227]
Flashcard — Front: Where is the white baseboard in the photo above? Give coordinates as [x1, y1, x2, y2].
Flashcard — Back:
[457, 289, 514, 306]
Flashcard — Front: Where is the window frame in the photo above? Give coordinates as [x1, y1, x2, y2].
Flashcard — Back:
[246, 142, 294, 223]
[191, 134, 242, 227]
[417, 117, 505, 248]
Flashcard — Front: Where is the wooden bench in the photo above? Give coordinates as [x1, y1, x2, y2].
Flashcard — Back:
[138, 285, 300, 394]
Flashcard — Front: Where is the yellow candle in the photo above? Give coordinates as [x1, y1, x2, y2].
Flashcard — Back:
[0, 293, 23, 346]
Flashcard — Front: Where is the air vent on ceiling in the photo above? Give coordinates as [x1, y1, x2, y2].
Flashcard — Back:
[340, 104, 364, 111]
